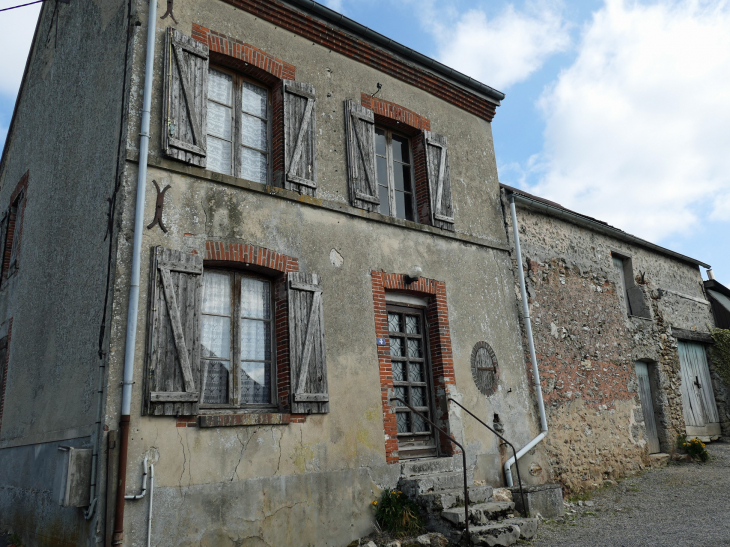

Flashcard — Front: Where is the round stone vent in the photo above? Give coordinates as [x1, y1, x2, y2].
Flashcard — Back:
[471, 342, 499, 396]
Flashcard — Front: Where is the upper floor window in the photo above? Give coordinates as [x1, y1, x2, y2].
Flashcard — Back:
[201, 270, 274, 407]
[375, 128, 415, 221]
[207, 68, 270, 184]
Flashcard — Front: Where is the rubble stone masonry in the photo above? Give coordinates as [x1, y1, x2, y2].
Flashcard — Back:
[502, 191, 711, 492]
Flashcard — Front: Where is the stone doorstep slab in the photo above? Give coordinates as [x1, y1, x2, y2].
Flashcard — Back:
[418, 485, 493, 512]
[649, 453, 670, 468]
[502, 517, 539, 540]
[442, 501, 515, 527]
[469, 523, 521, 547]
[399, 471, 466, 497]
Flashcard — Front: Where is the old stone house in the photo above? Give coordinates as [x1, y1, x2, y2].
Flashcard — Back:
[500, 184, 726, 492]
[0, 1, 558, 546]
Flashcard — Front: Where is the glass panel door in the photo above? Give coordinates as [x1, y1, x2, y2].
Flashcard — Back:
[388, 305, 437, 459]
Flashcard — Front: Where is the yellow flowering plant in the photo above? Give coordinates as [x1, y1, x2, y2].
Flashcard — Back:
[372, 488, 423, 538]
[677, 434, 709, 461]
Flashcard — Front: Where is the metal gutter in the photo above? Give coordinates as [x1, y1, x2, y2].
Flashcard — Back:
[507, 192, 711, 270]
[282, 0, 505, 104]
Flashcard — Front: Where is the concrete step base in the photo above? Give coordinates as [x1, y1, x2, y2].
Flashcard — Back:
[399, 471, 466, 497]
[649, 453, 670, 468]
[400, 456, 460, 477]
[442, 501, 515, 527]
[502, 517, 539, 540]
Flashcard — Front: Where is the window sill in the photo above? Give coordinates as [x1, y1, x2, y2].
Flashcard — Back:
[196, 413, 306, 428]
[127, 151, 510, 253]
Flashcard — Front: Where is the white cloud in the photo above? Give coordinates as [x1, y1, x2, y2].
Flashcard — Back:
[522, 0, 730, 241]
[0, 2, 41, 97]
[433, 2, 571, 90]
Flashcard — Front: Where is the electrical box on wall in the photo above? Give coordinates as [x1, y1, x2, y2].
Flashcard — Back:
[54, 447, 92, 507]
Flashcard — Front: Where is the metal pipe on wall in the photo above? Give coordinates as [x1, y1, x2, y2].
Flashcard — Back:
[113, 0, 158, 543]
[504, 193, 548, 487]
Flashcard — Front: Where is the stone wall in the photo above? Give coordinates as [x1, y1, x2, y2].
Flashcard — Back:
[501, 190, 715, 492]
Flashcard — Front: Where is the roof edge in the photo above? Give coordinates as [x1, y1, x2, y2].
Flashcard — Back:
[503, 186, 711, 270]
[281, 0, 505, 104]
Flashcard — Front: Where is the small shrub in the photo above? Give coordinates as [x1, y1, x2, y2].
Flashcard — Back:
[372, 489, 424, 538]
[677, 434, 709, 462]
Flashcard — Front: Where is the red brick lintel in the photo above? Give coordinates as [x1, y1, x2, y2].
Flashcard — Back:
[361, 94, 431, 132]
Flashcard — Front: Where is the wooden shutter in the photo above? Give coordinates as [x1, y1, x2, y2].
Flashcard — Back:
[284, 81, 317, 196]
[288, 272, 329, 414]
[145, 246, 203, 416]
[161, 27, 209, 167]
[424, 131, 455, 231]
[344, 100, 379, 212]
[627, 285, 651, 318]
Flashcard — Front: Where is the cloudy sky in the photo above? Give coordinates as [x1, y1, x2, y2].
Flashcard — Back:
[1, 0, 728, 282]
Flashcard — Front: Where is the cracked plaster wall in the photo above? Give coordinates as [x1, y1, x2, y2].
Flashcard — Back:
[502, 193, 719, 492]
[101, 2, 550, 546]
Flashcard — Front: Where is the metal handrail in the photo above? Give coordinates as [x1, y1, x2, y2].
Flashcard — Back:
[447, 398, 528, 517]
[389, 396, 472, 545]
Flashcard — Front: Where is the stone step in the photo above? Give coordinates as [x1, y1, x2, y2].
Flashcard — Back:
[441, 501, 515, 528]
[400, 457, 459, 477]
[469, 523, 521, 546]
[417, 485, 493, 512]
[502, 518, 539, 540]
[399, 471, 466, 497]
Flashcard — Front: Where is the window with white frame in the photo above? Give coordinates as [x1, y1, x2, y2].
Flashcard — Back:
[200, 270, 274, 407]
[375, 127, 415, 221]
[206, 68, 270, 184]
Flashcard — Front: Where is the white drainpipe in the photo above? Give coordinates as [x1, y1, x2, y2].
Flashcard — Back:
[504, 193, 548, 487]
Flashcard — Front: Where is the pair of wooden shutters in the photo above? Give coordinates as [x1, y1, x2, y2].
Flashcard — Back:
[161, 28, 317, 192]
[145, 248, 328, 415]
[344, 100, 454, 229]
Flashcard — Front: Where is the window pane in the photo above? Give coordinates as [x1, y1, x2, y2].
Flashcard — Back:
[241, 361, 271, 404]
[207, 101, 232, 140]
[208, 70, 232, 105]
[388, 313, 402, 333]
[394, 162, 412, 193]
[240, 147, 268, 184]
[240, 319, 271, 361]
[378, 185, 390, 216]
[394, 191, 408, 220]
[409, 362, 424, 383]
[375, 128, 386, 156]
[241, 113, 267, 151]
[203, 272, 231, 315]
[413, 413, 428, 433]
[376, 155, 388, 186]
[207, 136, 232, 175]
[404, 193, 414, 221]
[240, 278, 270, 319]
[412, 387, 426, 407]
[392, 362, 406, 382]
[396, 412, 411, 433]
[392, 134, 410, 164]
[408, 338, 423, 358]
[202, 360, 229, 404]
[394, 386, 407, 405]
[201, 315, 231, 359]
[242, 81, 268, 118]
[405, 315, 420, 334]
[390, 337, 404, 357]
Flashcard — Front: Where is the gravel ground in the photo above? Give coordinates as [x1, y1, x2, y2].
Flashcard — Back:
[528, 442, 730, 547]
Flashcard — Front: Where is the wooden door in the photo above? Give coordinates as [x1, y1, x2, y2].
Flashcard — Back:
[387, 305, 437, 459]
[635, 362, 661, 454]
[678, 340, 720, 437]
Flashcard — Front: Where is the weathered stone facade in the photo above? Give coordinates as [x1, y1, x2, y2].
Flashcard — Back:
[501, 187, 720, 492]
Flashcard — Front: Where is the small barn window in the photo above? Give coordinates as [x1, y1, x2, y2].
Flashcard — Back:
[375, 128, 415, 221]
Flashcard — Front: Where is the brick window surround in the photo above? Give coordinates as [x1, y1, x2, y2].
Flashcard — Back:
[0, 319, 12, 435]
[178, 241, 307, 427]
[192, 24, 296, 189]
[359, 95, 433, 226]
[2, 171, 28, 283]
[371, 271, 456, 463]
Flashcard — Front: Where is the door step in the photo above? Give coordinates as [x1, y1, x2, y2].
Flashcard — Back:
[441, 501, 515, 527]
